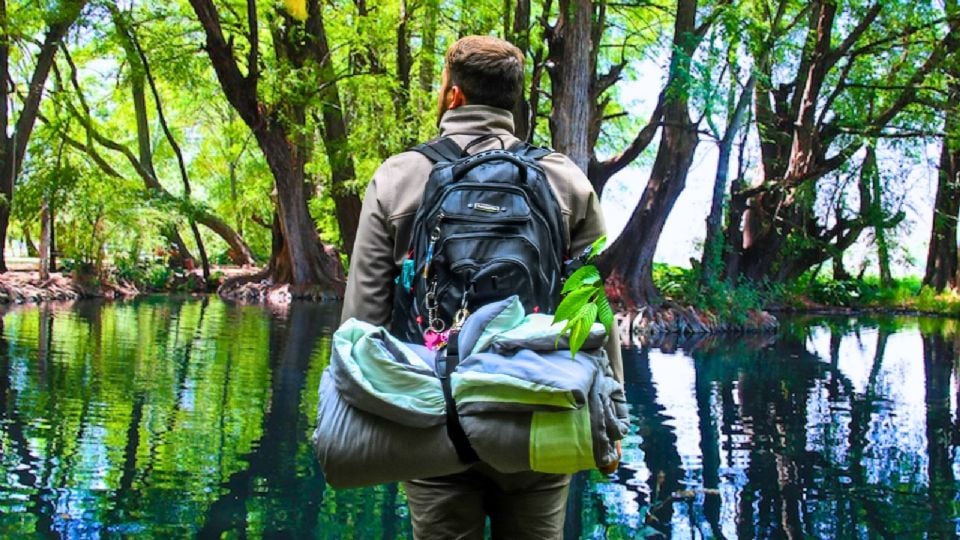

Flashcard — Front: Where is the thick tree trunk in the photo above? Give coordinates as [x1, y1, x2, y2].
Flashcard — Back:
[924, 114, 960, 291]
[547, 0, 594, 172]
[544, 0, 660, 195]
[597, 0, 700, 308]
[0, 0, 7, 269]
[0, 0, 86, 272]
[925, 55, 960, 291]
[199, 209, 257, 266]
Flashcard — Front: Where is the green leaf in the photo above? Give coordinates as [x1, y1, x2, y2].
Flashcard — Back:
[587, 235, 607, 262]
[597, 292, 614, 334]
[553, 286, 595, 325]
[568, 317, 589, 357]
[562, 264, 601, 294]
[568, 303, 598, 357]
[577, 302, 598, 326]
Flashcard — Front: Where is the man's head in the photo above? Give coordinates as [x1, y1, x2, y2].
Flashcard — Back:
[437, 36, 524, 118]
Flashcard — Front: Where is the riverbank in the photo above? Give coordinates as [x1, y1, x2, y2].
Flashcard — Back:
[615, 304, 780, 347]
[0, 271, 136, 304]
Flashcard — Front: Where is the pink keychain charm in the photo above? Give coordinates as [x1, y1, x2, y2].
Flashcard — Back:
[424, 329, 450, 350]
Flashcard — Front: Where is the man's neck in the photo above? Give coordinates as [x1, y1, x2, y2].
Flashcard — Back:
[438, 105, 515, 137]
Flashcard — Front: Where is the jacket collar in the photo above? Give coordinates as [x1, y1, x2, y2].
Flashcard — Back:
[438, 105, 515, 137]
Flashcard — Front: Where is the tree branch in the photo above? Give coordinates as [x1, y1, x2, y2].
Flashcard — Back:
[188, 0, 260, 127]
[827, 2, 882, 66]
[594, 91, 665, 180]
[246, 0, 258, 87]
[12, 1, 85, 179]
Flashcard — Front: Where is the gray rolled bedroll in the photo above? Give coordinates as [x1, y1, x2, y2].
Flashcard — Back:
[312, 296, 629, 488]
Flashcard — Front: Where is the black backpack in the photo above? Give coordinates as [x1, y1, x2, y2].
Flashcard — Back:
[391, 136, 566, 345]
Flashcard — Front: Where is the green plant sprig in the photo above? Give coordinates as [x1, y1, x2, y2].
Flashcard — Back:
[553, 235, 614, 357]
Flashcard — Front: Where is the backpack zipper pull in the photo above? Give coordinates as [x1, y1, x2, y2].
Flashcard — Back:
[422, 214, 444, 279]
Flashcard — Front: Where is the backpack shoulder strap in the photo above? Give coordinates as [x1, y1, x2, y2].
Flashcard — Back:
[507, 140, 553, 161]
[411, 137, 465, 163]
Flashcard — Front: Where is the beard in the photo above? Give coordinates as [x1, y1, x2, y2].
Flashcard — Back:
[436, 86, 451, 127]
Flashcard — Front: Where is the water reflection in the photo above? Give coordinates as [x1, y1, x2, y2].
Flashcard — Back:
[2, 301, 960, 538]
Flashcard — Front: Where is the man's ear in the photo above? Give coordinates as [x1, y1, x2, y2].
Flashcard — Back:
[448, 85, 466, 109]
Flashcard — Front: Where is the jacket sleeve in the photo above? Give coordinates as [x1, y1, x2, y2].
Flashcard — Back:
[578, 191, 625, 383]
[341, 177, 396, 326]
[554, 160, 624, 384]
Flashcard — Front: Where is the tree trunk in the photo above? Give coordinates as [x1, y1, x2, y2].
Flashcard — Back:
[509, 0, 531, 140]
[863, 144, 892, 285]
[49, 202, 56, 272]
[396, 0, 413, 145]
[925, 124, 960, 291]
[547, 0, 594, 172]
[23, 224, 38, 258]
[597, 0, 700, 308]
[39, 201, 50, 280]
[310, 6, 363, 259]
[0, 0, 7, 270]
[543, 0, 660, 195]
[0, 0, 86, 272]
[126, 16, 211, 281]
[925, 78, 960, 290]
[418, 0, 438, 99]
[701, 75, 755, 288]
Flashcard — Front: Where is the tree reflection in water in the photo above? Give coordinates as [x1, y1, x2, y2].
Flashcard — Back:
[1, 301, 960, 538]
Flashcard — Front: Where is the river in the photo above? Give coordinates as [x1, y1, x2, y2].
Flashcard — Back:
[0, 297, 957, 538]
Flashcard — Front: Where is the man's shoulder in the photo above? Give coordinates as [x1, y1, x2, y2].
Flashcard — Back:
[534, 150, 594, 195]
[368, 149, 434, 219]
[376, 149, 434, 176]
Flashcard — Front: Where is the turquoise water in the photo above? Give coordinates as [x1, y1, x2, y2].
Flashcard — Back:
[0, 298, 957, 538]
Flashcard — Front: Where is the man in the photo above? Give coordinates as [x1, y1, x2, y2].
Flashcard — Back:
[341, 35, 623, 539]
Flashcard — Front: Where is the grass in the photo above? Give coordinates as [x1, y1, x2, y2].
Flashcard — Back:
[652, 264, 960, 317]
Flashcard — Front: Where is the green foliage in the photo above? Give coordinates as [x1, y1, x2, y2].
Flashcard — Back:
[651, 263, 775, 325]
[145, 264, 174, 291]
[554, 236, 613, 357]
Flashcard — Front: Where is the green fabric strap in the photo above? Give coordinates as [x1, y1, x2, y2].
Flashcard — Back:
[529, 407, 594, 474]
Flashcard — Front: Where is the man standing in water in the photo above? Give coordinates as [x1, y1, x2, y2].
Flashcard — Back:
[341, 35, 622, 539]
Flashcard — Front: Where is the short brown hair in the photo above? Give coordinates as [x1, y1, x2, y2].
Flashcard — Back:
[445, 36, 524, 110]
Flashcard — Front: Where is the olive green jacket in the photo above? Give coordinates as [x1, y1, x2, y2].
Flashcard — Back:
[341, 104, 623, 380]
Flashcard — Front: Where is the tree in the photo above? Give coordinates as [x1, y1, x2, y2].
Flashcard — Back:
[596, 0, 723, 308]
[45, 38, 256, 269]
[698, 20, 756, 288]
[0, 0, 87, 272]
[189, 0, 349, 291]
[543, 0, 665, 195]
[729, 0, 958, 283]
[925, 1, 960, 291]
